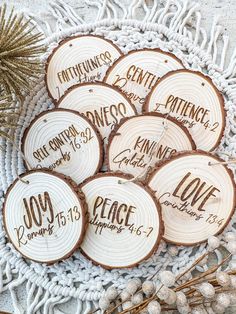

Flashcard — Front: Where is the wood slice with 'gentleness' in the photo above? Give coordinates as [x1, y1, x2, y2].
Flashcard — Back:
[144, 69, 226, 151]
[3, 170, 88, 263]
[56, 82, 137, 145]
[46, 35, 122, 101]
[107, 113, 196, 178]
[103, 49, 184, 112]
[80, 172, 163, 268]
[147, 151, 236, 245]
[22, 109, 103, 184]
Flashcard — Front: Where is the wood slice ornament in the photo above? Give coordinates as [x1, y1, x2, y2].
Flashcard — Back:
[3, 170, 88, 263]
[107, 113, 196, 178]
[103, 49, 184, 112]
[22, 109, 103, 184]
[56, 82, 137, 145]
[144, 69, 226, 151]
[46, 35, 122, 101]
[80, 172, 163, 268]
[147, 151, 236, 245]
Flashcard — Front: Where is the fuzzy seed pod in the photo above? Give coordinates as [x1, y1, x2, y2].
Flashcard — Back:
[207, 236, 220, 251]
[168, 246, 179, 256]
[99, 297, 110, 310]
[156, 285, 170, 300]
[131, 292, 143, 305]
[120, 290, 131, 302]
[126, 279, 138, 294]
[176, 291, 187, 307]
[159, 271, 175, 287]
[198, 282, 215, 299]
[192, 306, 205, 314]
[216, 271, 230, 287]
[133, 278, 142, 287]
[212, 302, 226, 314]
[106, 286, 118, 301]
[147, 300, 161, 314]
[122, 301, 133, 310]
[227, 241, 236, 255]
[216, 293, 231, 308]
[177, 304, 191, 314]
[142, 280, 155, 296]
[230, 275, 236, 288]
[225, 232, 236, 242]
[229, 291, 236, 303]
[165, 289, 177, 305]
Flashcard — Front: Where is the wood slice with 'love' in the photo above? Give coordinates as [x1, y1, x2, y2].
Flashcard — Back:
[46, 35, 122, 101]
[144, 69, 226, 151]
[3, 170, 88, 263]
[103, 49, 184, 112]
[22, 109, 103, 184]
[147, 151, 236, 245]
[80, 173, 163, 268]
[107, 113, 195, 178]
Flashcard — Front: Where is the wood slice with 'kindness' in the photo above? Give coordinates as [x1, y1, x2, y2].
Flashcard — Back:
[80, 173, 163, 268]
[3, 170, 88, 263]
[56, 82, 137, 145]
[144, 69, 226, 151]
[107, 113, 196, 178]
[46, 35, 122, 101]
[103, 49, 184, 112]
[147, 151, 236, 245]
[22, 109, 103, 184]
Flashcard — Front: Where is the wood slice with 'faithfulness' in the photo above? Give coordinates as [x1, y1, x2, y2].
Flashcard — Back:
[147, 150, 236, 245]
[144, 69, 226, 151]
[3, 169, 88, 263]
[46, 35, 122, 101]
[103, 49, 184, 112]
[56, 82, 137, 146]
[22, 109, 103, 184]
[107, 113, 196, 178]
[80, 172, 163, 268]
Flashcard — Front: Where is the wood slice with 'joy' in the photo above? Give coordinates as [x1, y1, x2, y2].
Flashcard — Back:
[22, 109, 103, 184]
[144, 69, 226, 151]
[46, 35, 122, 101]
[107, 113, 196, 178]
[56, 82, 137, 146]
[3, 170, 88, 263]
[147, 151, 236, 245]
[80, 172, 163, 268]
[103, 49, 184, 112]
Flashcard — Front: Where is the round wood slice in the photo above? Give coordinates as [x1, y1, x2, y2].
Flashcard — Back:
[80, 172, 163, 268]
[107, 113, 196, 178]
[46, 35, 122, 101]
[103, 49, 184, 112]
[56, 82, 137, 146]
[144, 69, 226, 151]
[22, 109, 103, 184]
[3, 169, 88, 263]
[147, 150, 236, 245]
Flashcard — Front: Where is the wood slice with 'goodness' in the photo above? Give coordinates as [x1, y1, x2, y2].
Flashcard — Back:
[103, 49, 184, 112]
[144, 69, 226, 151]
[56, 82, 137, 145]
[3, 169, 88, 263]
[107, 113, 196, 178]
[22, 109, 103, 184]
[147, 151, 236, 245]
[80, 172, 163, 268]
[46, 35, 122, 101]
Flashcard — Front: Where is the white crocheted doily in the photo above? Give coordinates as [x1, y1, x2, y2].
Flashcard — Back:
[0, 1, 236, 313]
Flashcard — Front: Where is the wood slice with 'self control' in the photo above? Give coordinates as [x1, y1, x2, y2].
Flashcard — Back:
[46, 35, 122, 101]
[107, 113, 196, 178]
[144, 69, 226, 151]
[56, 82, 137, 145]
[22, 109, 103, 184]
[3, 170, 87, 263]
[147, 151, 236, 245]
[103, 49, 184, 112]
[80, 172, 163, 268]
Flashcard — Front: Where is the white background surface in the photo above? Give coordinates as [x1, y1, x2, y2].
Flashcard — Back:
[0, 0, 235, 313]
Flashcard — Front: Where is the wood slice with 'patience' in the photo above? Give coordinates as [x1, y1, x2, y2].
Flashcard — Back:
[22, 109, 103, 184]
[144, 69, 226, 151]
[46, 35, 122, 101]
[147, 151, 236, 245]
[107, 113, 196, 178]
[80, 172, 163, 268]
[103, 49, 184, 112]
[56, 82, 137, 145]
[3, 170, 88, 263]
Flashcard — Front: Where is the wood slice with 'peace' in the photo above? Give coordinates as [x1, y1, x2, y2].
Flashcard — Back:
[46, 35, 122, 101]
[80, 172, 163, 269]
[22, 109, 103, 184]
[107, 113, 196, 178]
[3, 170, 88, 263]
[56, 82, 137, 146]
[144, 69, 226, 151]
[103, 49, 184, 112]
[147, 151, 236, 245]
